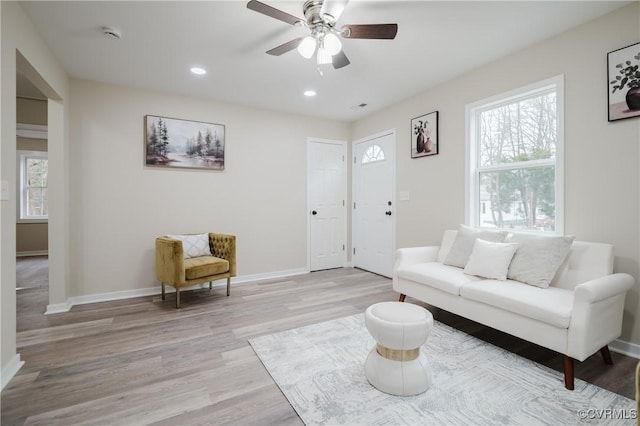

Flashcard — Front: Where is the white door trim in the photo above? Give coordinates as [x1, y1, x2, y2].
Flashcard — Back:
[307, 137, 348, 272]
[351, 129, 396, 277]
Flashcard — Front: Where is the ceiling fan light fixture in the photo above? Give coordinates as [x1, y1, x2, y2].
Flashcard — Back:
[297, 36, 316, 59]
[316, 47, 333, 65]
[323, 33, 342, 56]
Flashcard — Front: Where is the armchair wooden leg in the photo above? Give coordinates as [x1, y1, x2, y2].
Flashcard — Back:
[226, 277, 231, 296]
[209, 281, 212, 291]
[161, 283, 165, 300]
[600, 346, 613, 365]
[399, 294, 406, 302]
[563, 355, 575, 390]
[175, 288, 180, 309]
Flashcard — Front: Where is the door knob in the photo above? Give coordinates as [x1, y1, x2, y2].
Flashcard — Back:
[385, 211, 392, 216]
[312, 210, 317, 215]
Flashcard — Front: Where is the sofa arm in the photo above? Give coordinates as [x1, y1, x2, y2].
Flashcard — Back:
[395, 246, 440, 270]
[568, 273, 634, 360]
[155, 237, 186, 285]
[393, 246, 440, 293]
[574, 273, 634, 303]
[210, 233, 236, 277]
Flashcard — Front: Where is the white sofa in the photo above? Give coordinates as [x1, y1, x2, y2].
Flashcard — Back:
[393, 229, 634, 390]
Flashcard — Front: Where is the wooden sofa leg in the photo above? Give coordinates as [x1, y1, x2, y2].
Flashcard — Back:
[175, 288, 180, 309]
[226, 278, 231, 296]
[209, 281, 213, 291]
[398, 294, 406, 302]
[600, 346, 613, 365]
[563, 355, 575, 390]
[161, 283, 165, 300]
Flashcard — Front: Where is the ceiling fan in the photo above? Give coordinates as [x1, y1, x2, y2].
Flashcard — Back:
[247, 0, 398, 72]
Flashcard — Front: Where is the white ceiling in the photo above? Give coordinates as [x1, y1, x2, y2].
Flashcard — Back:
[19, 0, 631, 122]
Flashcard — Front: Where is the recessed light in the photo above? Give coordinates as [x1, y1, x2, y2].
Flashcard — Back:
[190, 67, 207, 75]
[304, 90, 316, 97]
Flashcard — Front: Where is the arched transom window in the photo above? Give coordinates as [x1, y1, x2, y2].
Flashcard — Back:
[361, 144, 385, 164]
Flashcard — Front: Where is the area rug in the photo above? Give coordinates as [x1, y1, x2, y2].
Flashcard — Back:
[249, 313, 636, 425]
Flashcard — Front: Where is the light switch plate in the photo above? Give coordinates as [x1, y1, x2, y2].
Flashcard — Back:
[399, 190, 410, 201]
[1, 180, 9, 201]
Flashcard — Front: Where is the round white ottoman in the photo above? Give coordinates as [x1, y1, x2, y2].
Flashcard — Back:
[364, 301, 433, 396]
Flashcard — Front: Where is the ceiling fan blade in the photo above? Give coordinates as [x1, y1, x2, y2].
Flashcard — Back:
[247, 0, 303, 26]
[266, 37, 304, 56]
[332, 50, 350, 69]
[320, 0, 349, 23]
[341, 23, 398, 39]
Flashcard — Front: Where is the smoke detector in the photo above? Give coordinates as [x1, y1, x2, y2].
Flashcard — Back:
[101, 27, 122, 40]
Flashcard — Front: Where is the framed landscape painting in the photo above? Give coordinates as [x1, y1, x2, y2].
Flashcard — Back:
[608, 42, 640, 122]
[411, 111, 439, 158]
[145, 115, 225, 170]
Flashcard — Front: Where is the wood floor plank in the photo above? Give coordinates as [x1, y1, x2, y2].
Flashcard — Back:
[2, 257, 636, 426]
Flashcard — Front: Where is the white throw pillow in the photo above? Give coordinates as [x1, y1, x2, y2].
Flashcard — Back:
[506, 233, 575, 288]
[443, 225, 509, 268]
[464, 239, 519, 281]
[167, 233, 211, 259]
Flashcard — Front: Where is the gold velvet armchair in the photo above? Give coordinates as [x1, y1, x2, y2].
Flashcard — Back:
[155, 233, 236, 308]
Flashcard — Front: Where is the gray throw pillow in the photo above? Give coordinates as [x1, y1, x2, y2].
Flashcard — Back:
[506, 233, 575, 288]
[443, 225, 508, 268]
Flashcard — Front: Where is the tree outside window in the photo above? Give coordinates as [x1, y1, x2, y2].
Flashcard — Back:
[20, 153, 48, 220]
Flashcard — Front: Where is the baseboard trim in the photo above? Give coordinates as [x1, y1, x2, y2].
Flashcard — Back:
[231, 268, 308, 284]
[609, 338, 640, 359]
[1, 354, 25, 391]
[45, 267, 309, 314]
[45, 300, 73, 314]
[16, 250, 48, 258]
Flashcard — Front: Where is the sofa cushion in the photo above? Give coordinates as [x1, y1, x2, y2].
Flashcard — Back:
[506, 233, 575, 288]
[167, 233, 211, 259]
[184, 256, 229, 280]
[464, 239, 519, 281]
[396, 262, 482, 296]
[460, 280, 574, 328]
[443, 225, 508, 268]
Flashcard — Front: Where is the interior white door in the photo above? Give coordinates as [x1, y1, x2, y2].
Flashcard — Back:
[353, 131, 395, 277]
[309, 139, 346, 271]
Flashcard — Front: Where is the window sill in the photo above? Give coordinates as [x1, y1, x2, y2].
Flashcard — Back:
[17, 219, 48, 224]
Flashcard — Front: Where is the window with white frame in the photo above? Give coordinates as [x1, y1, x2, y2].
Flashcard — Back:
[466, 75, 564, 233]
[19, 151, 48, 221]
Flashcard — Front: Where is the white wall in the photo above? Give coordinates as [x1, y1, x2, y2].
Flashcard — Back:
[1, 1, 69, 387]
[68, 79, 350, 297]
[352, 3, 640, 346]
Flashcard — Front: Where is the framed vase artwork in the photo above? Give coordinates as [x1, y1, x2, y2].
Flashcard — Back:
[607, 42, 640, 122]
[144, 115, 225, 170]
[411, 111, 439, 158]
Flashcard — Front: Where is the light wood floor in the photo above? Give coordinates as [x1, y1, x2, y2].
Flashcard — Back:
[2, 257, 636, 425]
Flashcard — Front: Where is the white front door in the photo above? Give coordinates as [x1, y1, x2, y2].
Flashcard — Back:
[352, 131, 395, 277]
[308, 138, 347, 271]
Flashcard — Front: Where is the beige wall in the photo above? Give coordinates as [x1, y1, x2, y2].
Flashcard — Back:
[1, 1, 69, 385]
[68, 79, 350, 297]
[16, 97, 48, 255]
[17, 97, 46, 125]
[352, 3, 640, 345]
